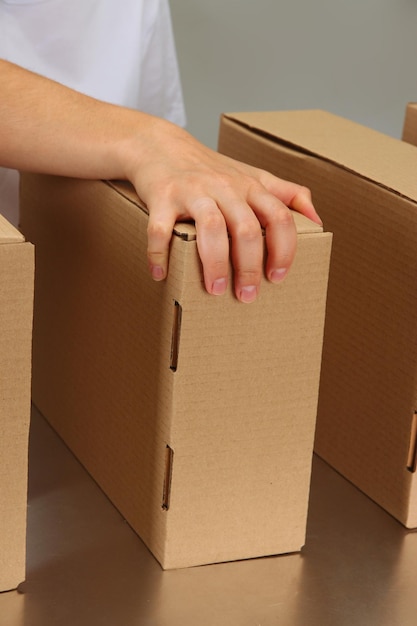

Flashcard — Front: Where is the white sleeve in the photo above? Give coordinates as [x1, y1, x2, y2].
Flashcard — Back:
[0, 0, 187, 225]
[0, 0, 186, 125]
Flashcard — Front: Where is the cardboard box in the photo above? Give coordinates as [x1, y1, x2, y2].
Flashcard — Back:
[218, 109, 417, 528]
[19, 174, 331, 569]
[402, 102, 417, 146]
[0, 214, 34, 592]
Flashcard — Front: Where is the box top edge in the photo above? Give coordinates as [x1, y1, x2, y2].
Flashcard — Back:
[106, 180, 197, 240]
[106, 181, 324, 238]
[222, 110, 417, 203]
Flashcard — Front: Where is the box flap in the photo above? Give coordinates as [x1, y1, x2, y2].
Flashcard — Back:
[107, 180, 323, 237]
[224, 110, 417, 203]
[0, 213, 25, 244]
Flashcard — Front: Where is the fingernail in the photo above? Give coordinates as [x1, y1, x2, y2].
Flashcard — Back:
[151, 265, 165, 281]
[314, 210, 323, 226]
[212, 277, 227, 296]
[240, 285, 257, 303]
[270, 268, 287, 283]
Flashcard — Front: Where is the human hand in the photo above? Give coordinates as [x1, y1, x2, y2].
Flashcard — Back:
[129, 121, 322, 303]
[0, 59, 321, 302]
[0, 59, 320, 302]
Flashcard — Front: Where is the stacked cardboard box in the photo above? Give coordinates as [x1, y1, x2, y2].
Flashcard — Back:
[218, 109, 417, 528]
[20, 174, 331, 569]
[0, 214, 34, 592]
[403, 102, 417, 146]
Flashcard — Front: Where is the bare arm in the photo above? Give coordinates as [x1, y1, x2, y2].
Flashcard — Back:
[0, 59, 321, 302]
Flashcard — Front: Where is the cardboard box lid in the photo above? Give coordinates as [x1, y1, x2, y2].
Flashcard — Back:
[224, 110, 417, 203]
[110, 180, 324, 237]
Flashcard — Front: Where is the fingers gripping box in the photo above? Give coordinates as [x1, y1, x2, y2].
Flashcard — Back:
[218, 109, 417, 528]
[20, 174, 331, 569]
[0, 214, 34, 592]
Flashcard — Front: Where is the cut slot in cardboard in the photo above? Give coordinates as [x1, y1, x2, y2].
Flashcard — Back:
[407, 414, 417, 474]
[218, 109, 417, 528]
[0, 214, 34, 592]
[20, 174, 331, 569]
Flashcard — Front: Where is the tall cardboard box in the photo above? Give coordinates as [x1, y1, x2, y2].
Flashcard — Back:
[0, 214, 34, 592]
[402, 102, 417, 146]
[20, 174, 331, 569]
[218, 109, 417, 528]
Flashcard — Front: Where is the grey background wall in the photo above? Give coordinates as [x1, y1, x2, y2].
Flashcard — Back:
[170, 0, 417, 148]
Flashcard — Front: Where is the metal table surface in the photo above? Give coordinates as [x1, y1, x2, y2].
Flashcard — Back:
[1, 406, 417, 626]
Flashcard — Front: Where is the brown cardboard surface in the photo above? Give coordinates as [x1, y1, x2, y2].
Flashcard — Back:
[402, 102, 417, 147]
[0, 216, 34, 592]
[20, 174, 331, 569]
[218, 109, 417, 528]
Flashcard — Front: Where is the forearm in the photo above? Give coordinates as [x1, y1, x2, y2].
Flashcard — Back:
[0, 58, 163, 181]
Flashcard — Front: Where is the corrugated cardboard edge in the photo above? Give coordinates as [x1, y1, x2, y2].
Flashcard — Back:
[223, 111, 417, 203]
[402, 102, 417, 147]
[107, 180, 324, 237]
[106, 180, 197, 241]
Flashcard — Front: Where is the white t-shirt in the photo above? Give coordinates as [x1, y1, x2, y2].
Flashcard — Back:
[0, 0, 186, 225]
